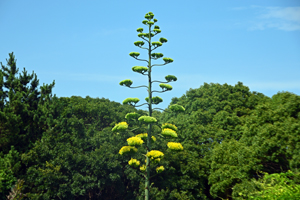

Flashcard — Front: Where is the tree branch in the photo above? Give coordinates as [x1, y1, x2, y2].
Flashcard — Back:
[133, 57, 149, 63]
[151, 63, 168, 67]
[127, 85, 148, 89]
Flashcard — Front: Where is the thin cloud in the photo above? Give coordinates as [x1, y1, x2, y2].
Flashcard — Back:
[251, 7, 300, 31]
[232, 6, 300, 31]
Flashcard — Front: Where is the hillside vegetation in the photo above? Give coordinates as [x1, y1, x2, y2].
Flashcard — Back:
[1, 53, 299, 199]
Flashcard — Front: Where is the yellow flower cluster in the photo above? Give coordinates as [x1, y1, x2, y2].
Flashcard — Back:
[156, 166, 164, 173]
[140, 165, 146, 171]
[167, 142, 183, 151]
[112, 122, 128, 132]
[127, 136, 144, 146]
[128, 158, 140, 167]
[136, 133, 147, 139]
[136, 133, 156, 142]
[162, 123, 178, 131]
[119, 146, 138, 155]
[146, 150, 164, 160]
[151, 136, 156, 142]
[161, 128, 178, 138]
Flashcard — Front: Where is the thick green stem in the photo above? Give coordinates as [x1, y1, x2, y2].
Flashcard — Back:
[145, 23, 152, 200]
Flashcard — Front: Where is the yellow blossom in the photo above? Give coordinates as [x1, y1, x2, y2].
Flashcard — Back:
[128, 158, 140, 167]
[156, 166, 164, 173]
[119, 146, 138, 155]
[140, 165, 146, 171]
[135, 133, 156, 142]
[161, 128, 178, 138]
[151, 136, 156, 142]
[146, 150, 164, 160]
[112, 122, 128, 132]
[162, 123, 178, 131]
[136, 133, 148, 139]
[167, 142, 183, 151]
[127, 136, 144, 146]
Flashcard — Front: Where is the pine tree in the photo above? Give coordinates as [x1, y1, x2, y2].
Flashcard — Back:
[0, 52, 55, 154]
[113, 12, 185, 200]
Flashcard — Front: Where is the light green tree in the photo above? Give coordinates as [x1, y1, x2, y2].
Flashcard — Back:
[113, 12, 185, 200]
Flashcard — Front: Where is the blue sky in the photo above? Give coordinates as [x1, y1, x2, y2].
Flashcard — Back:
[1, 0, 299, 110]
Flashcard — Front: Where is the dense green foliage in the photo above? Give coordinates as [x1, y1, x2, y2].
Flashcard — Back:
[1, 53, 299, 199]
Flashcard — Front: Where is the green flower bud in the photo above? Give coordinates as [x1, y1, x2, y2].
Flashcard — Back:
[138, 116, 157, 124]
[159, 37, 168, 43]
[153, 29, 161, 33]
[145, 96, 163, 104]
[132, 66, 148, 74]
[153, 19, 158, 23]
[125, 112, 139, 120]
[159, 83, 172, 91]
[119, 79, 133, 87]
[123, 97, 140, 105]
[136, 27, 143, 32]
[145, 15, 151, 19]
[163, 57, 174, 63]
[148, 21, 154, 25]
[165, 75, 177, 82]
[129, 52, 140, 57]
[142, 20, 148, 24]
[154, 25, 160, 29]
[151, 53, 164, 59]
[134, 41, 145, 46]
[152, 41, 162, 47]
[169, 104, 185, 112]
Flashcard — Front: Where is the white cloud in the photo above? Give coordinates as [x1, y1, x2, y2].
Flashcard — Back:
[233, 6, 300, 31]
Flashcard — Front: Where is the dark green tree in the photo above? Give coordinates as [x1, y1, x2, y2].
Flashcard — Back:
[22, 96, 144, 199]
[0, 52, 55, 154]
[0, 52, 55, 198]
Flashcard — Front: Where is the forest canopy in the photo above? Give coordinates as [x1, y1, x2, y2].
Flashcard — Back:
[1, 53, 299, 199]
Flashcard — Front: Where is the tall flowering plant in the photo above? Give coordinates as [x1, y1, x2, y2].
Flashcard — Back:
[113, 12, 185, 200]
